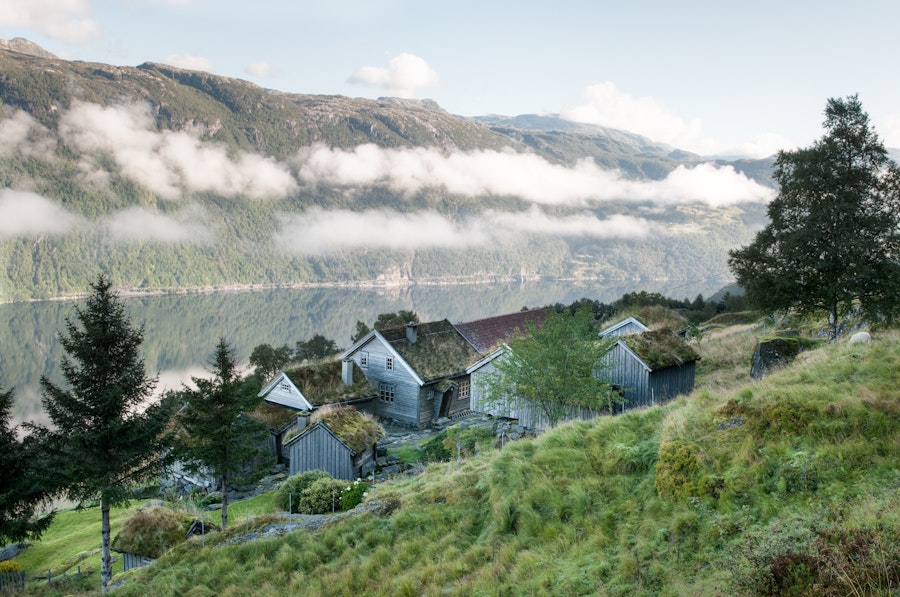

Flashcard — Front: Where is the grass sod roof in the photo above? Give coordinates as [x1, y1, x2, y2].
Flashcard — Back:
[379, 320, 481, 382]
[243, 400, 299, 429]
[622, 328, 700, 370]
[308, 405, 385, 454]
[283, 359, 376, 406]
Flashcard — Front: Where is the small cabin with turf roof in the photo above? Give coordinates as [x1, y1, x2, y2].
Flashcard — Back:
[283, 405, 385, 480]
[596, 323, 699, 411]
[252, 359, 376, 463]
[342, 319, 481, 428]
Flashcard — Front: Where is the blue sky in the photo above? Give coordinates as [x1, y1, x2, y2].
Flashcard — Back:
[1, 0, 898, 157]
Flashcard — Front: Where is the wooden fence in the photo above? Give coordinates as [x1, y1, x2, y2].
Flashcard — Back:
[0, 571, 25, 593]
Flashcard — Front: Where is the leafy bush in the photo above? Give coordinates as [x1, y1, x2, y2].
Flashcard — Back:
[273, 470, 332, 513]
[196, 491, 223, 508]
[421, 431, 452, 462]
[296, 477, 347, 514]
[341, 479, 370, 510]
[655, 440, 703, 499]
[111, 507, 189, 558]
[0, 560, 23, 573]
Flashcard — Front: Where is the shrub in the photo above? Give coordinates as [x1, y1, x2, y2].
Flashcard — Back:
[655, 440, 703, 499]
[421, 431, 452, 462]
[296, 477, 347, 514]
[274, 470, 332, 513]
[0, 560, 23, 573]
[196, 491, 223, 508]
[341, 479, 370, 510]
[111, 507, 188, 558]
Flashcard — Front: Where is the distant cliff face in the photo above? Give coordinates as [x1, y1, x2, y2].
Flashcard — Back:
[0, 41, 774, 301]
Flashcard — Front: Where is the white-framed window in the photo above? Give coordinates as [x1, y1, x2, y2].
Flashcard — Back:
[360, 351, 368, 368]
[458, 379, 470, 400]
[279, 382, 292, 393]
[385, 356, 393, 371]
[379, 383, 395, 403]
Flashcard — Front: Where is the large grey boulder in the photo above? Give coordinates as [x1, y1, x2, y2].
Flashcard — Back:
[750, 331, 802, 380]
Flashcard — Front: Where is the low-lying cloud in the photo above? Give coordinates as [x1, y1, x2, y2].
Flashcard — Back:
[0, 190, 84, 237]
[274, 207, 655, 254]
[101, 205, 210, 243]
[58, 102, 297, 199]
[295, 143, 774, 207]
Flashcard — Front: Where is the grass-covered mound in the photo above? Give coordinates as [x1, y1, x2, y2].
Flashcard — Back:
[23, 329, 900, 596]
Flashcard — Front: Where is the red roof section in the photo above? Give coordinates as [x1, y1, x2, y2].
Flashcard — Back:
[455, 308, 548, 354]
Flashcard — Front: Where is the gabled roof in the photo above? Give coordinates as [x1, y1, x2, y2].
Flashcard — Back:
[599, 316, 650, 338]
[285, 406, 385, 455]
[243, 400, 302, 431]
[619, 329, 700, 370]
[285, 359, 375, 406]
[455, 308, 548, 354]
[377, 319, 481, 383]
[259, 359, 375, 410]
[257, 372, 315, 411]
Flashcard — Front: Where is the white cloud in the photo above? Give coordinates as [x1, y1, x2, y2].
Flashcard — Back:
[348, 53, 439, 98]
[245, 62, 279, 78]
[0, 190, 83, 236]
[276, 208, 482, 254]
[0, 0, 100, 43]
[162, 54, 214, 72]
[58, 101, 297, 199]
[274, 206, 654, 254]
[736, 133, 795, 158]
[0, 109, 56, 159]
[562, 82, 715, 153]
[880, 113, 900, 149]
[295, 143, 774, 206]
[100, 205, 210, 243]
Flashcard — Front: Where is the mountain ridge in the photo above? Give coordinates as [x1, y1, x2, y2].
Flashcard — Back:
[0, 39, 772, 301]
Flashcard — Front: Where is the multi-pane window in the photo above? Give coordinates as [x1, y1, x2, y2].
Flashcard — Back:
[379, 383, 395, 403]
[458, 379, 470, 399]
[385, 356, 393, 371]
[360, 351, 368, 368]
[280, 382, 291, 393]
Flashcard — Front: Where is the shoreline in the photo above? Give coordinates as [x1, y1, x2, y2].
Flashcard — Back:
[2, 274, 643, 306]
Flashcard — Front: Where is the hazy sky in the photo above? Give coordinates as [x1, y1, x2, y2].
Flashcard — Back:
[2, 0, 898, 158]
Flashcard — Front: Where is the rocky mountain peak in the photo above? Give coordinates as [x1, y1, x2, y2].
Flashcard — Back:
[0, 37, 58, 59]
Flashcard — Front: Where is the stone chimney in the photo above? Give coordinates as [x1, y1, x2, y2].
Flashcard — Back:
[341, 359, 353, 386]
[406, 321, 418, 344]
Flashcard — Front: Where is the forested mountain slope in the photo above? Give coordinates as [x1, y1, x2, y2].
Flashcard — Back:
[0, 43, 773, 301]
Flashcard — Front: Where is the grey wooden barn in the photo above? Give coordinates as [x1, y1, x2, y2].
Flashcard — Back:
[283, 407, 385, 480]
[597, 327, 699, 410]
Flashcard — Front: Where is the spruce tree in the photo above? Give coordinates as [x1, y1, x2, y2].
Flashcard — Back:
[729, 95, 900, 340]
[34, 276, 174, 592]
[0, 385, 55, 544]
[173, 338, 272, 528]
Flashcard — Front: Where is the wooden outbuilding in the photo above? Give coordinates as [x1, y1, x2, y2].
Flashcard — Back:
[283, 406, 385, 480]
[597, 327, 699, 410]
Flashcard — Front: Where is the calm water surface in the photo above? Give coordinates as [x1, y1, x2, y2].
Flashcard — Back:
[1, 279, 721, 427]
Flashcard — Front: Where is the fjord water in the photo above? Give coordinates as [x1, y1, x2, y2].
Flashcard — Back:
[2, 279, 722, 426]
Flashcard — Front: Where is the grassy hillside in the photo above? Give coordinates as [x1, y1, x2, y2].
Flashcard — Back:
[15, 324, 897, 596]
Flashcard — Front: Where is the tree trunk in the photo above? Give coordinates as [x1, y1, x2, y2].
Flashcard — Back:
[100, 494, 111, 593]
[220, 473, 229, 529]
[829, 304, 839, 343]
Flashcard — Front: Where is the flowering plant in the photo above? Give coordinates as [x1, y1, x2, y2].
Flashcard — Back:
[341, 478, 370, 510]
